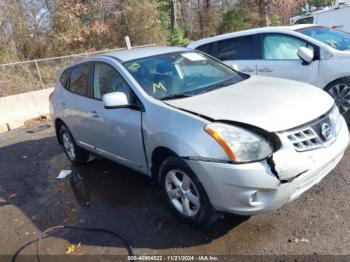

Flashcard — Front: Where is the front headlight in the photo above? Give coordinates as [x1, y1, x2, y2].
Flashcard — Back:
[329, 105, 343, 137]
[205, 123, 273, 163]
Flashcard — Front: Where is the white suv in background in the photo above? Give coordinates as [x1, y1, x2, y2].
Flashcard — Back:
[188, 25, 350, 121]
[290, 3, 350, 33]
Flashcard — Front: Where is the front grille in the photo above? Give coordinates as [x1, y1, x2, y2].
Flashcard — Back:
[284, 112, 336, 152]
[287, 128, 322, 151]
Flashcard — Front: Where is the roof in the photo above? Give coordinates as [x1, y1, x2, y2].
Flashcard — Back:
[280, 24, 316, 30]
[102, 46, 189, 62]
[302, 4, 350, 16]
[187, 25, 317, 48]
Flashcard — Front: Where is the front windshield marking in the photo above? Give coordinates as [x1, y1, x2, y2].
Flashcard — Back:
[123, 51, 246, 100]
[298, 26, 350, 51]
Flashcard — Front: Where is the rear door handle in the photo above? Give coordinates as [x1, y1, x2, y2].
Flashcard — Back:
[89, 111, 99, 118]
[242, 67, 255, 73]
[61, 102, 67, 107]
[258, 67, 273, 73]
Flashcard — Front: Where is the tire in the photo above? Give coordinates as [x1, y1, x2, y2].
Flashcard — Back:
[159, 157, 217, 228]
[59, 124, 89, 165]
[325, 79, 350, 123]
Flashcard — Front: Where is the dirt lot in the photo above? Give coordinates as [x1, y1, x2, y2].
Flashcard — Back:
[1, 122, 350, 259]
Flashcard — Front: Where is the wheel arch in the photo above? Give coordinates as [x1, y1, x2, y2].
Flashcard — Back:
[150, 146, 179, 181]
[324, 76, 350, 90]
[54, 118, 66, 145]
[324, 77, 350, 119]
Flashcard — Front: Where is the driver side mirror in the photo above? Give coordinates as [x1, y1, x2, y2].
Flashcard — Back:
[102, 92, 130, 109]
[297, 47, 314, 65]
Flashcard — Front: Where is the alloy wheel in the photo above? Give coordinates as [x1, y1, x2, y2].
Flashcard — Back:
[328, 83, 350, 114]
[165, 170, 200, 217]
[62, 132, 76, 160]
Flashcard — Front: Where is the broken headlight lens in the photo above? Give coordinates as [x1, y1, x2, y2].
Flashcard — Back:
[329, 105, 343, 137]
[205, 123, 273, 163]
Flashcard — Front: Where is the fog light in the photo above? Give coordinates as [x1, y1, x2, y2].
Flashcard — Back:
[248, 191, 262, 207]
[249, 192, 258, 202]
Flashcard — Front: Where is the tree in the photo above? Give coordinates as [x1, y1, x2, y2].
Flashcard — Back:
[272, 0, 304, 24]
[0, 0, 320, 63]
[196, 0, 218, 38]
[255, 0, 270, 27]
[219, 2, 258, 34]
[170, 26, 189, 46]
[120, 0, 167, 46]
[0, 0, 51, 61]
[306, 0, 333, 8]
[171, 0, 177, 29]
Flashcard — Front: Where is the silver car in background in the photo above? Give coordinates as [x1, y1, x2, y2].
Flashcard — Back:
[50, 46, 349, 227]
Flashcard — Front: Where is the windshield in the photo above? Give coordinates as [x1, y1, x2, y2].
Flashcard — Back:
[123, 51, 246, 100]
[297, 26, 350, 51]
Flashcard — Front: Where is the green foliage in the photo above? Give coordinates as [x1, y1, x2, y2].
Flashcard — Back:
[270, 14, 282, 26]
[218, 5, 258, 34]
[156, 0, 171, 30]
[170, 26, 190, 46]
[0, 47, 13, 63]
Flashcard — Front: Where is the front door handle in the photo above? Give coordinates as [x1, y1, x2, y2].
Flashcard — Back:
[242, 67, 255, 73]
[61, 102, 67, 107]
[89, 111, 99, 118]
[258, 67, 273, 73]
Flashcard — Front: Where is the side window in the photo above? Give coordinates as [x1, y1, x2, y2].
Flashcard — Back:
[60, 68, 70, 88]
[217, 36, 256, 60]
[196, 43, 214, 56]
[69, 64, 91, 96]
[93, 63, 131, 101]
[262, 34, 314, 60]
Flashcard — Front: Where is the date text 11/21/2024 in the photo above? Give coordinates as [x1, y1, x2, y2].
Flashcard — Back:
[127, 255, 219, 261]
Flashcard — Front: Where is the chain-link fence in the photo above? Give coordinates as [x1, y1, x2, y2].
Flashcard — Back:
[0, 44, 154, 97]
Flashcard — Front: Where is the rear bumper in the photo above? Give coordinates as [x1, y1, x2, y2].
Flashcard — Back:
[185, 118, 349, 216]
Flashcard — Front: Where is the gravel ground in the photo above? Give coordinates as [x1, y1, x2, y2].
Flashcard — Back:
[0, 122, 350, 259]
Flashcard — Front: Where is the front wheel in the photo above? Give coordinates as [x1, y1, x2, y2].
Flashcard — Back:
[325, 79, 350, 122]
[159, 157, 217, 228]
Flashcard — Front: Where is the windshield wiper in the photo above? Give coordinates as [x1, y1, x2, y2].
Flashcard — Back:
[161, 78, 239, 100]
[160, 93, 193, 100]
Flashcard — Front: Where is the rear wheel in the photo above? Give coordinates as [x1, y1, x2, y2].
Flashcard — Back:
[325, 79, 350, 122]
[159, 157, 217, 228]
[60, 125, 89, 165]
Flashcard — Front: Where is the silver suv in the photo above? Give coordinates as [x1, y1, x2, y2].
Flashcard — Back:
[50, 46, 349, 227]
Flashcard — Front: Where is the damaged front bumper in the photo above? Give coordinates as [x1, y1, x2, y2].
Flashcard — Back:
[185, 118, 349, 216]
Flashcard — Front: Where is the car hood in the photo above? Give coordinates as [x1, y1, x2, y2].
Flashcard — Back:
[165, 76, 334, 132]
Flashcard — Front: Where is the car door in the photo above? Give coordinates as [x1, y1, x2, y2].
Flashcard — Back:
[255, 33, 320, 85]
[89, 61, 147, 173]
[195, 35, 259, 74]
[60, 62, 99, 149]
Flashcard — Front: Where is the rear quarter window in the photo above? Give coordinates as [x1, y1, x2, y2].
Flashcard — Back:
[60, 69, 71, 88]
[196, 43, 215, 56]
[217, 35, 256, 60]
[69, 63, 91, 97]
